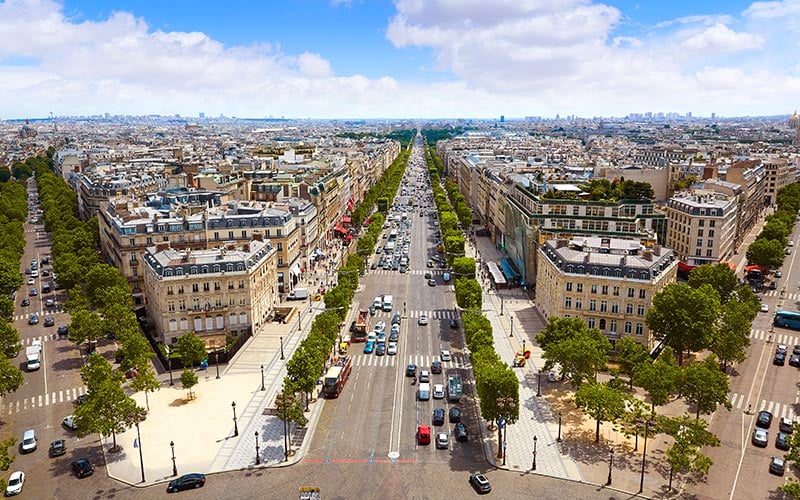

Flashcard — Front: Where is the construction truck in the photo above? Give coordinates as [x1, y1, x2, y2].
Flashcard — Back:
[353, 309, 369, 342]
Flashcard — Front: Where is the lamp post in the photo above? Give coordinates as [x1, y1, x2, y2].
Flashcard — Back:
[522, 339, 526, 353]
[231, 401, 239, 437]
[536, 369, 542, 397]
[170, 440, 177, 476]
[510, 316, 514, 337]
[500, 295, 504, 315]
[135, 420, 145, 483]
[532, 435, 537, 470]
[282, 385, 289, 461]
[215, 349, 221, 379]
[606, 447, 614, 486]
[638, 419, 655, 494]
[298, 308, 303, 330]
[260, 364, 265, 391]
[255, 431, 261, 465]
[166, 346, 174, 386]
[280, 336, 285, 360]
[557, 412, 562, 442]
[496, 396, 516, 460]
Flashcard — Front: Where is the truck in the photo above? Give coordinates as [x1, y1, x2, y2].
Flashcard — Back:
[353, 310, 369, 342]
[322, 357, 352, 399]
[287, 288, 309, 300]
[25, 345, 41, 371]
[447, 374, 462, 401]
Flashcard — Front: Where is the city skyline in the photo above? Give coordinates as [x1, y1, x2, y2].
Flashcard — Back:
[1, 0, 798, 120]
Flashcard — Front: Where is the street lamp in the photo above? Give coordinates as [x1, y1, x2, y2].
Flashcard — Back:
[260, 364, 265, 391]
[606, 447, 614, 486]
[532, 435, 537, 470]
[170, 440, 177, 476]
[522, 339, 526, 353]
[135, 420, 145, 483]
[500, 295, 504, 315]
[638, 419, 656, 494]
[166, 345, 174, 386]
[280, 336, 285, 360]
[510, 316, 514, 337]
[496, 396, 516, 460]
[536, 369, 542, 397]
[255, 431, 261, 465]
[231, 401, 239, 437]
[215, 348, 221, 379]
[557, 412, 562, 442]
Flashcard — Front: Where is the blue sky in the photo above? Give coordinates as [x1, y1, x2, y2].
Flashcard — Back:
[0, 0, 798, 119]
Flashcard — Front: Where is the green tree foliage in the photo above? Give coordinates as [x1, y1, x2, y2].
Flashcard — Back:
[757, 219, 790, 245]
[0, 357, 23, 397]
[286, 345, 320, 407]
[277, 379, 309, 437]
[536, 316, 588, 352]
[681, 355, 732, 419]
[541, 326, 611, 387]
[68, 308, 104, 350]
[687, 263, 739, 304]
[129, 365, 161, 410]
[634, 346, 681, 410]
[452, 257, 476, 279]
[646, 283, 721, 365]
[660, 415, 721, 490]
[180, 368, 199, 399]
[0, 436, 17, 471]
[615, 337, 651, 389]
[175, 332, 207, 368]
[454, 277, 482, 310]
[711, 293, 757, 371]
[0, 259, 23, 297]
[0, 322, 21, 358]
[0, 297, 12, 323]
[746, 238, 785, 269]
[574, 381, 629, 443]
[75, 354, 141, 451]
[583, 178, 655, 201]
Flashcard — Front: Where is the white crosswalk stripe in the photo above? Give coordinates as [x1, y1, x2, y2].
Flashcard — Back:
[729, 392, 797, 420]
[749, 329, 799, 345]
[3, 386, 86, 415]
[348, 352, 468, 369]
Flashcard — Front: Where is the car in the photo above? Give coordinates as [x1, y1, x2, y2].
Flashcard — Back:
[24, 268, 30, 275]
[454, 422, 469, 441]
[377, 332, 386, 343]
[74, 394, 87, 406]
[778, 344, 788, 354]
[435, 432, 449, 449]
[406, 364, 417, 377]
[418, 425, 431, 445]
[30, 270, 38, 278]
[20, 298, 29, 307]
[786, 248, 793, 255]
[790, 354, 800, 367]
[440, 350, 452, 362]
[5, 471, 24, 496]
[45, 298, 55, 307]
[72, 458, 95, 478]
[374, 321, 386, 333]
[125, 368, 139, 379]
[62, 415, 78, 431]
[433, 384, 445, 399]
[366, 333, 377, 344]
[363, 341, 375, 354]
[770, 456, 786, 476]
[418, 315, 428, 326]
[776, 271, 783, 277]
[427, 260, 434, 268]
[49, 439, 67, 457]
[770, 281, 778, 290]
[419, 370, 430, 383]
[753, 428, 769, 447]
[390, 323, 400, 334]
[391, 313, 401, 325]
[28, 313, 38, 325]
[399, 266, 407, 273]
[349, 321, 357, 333]
[389, 331, 399, 342]
[369, 305, 376, 315]
[424, 271, 432, 279]
[428, 279, 436, 287]
[20, 429, 36, 453]
[376, 343, 386, 356]
[370, 262, 377, 269]
[387, 342, 397, 355]
[761, 303, 769, 312]
[44, 316, 54, 327]
[433, 408, 445, 426]
[57, 325, 69, 337]
[794, 345, 800, 356]
[469, 473, 491, 494]
[757, 410, 773, 428]
[26, 278, 35, 286]
[42, 269, 49, 277]
[28, 288, 37, 296]
[774, 352, 786, 365]
[780, 417, 794, 434]
[431, 360, 442, 374]
[777, 432, 791, 450]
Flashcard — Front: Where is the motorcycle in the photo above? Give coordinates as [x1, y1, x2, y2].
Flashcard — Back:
[411, 377, 416, 385]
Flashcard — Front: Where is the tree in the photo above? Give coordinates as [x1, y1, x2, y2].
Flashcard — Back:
[688, 263, 739, 304]
[616, 337, 650, 389]
[286, 346, 320, 409]
[758, 219, 790, 244]
[0, 297, 13, 323]
[0, 436, 16, 471]
[681, 355, 732, 419]
[541, 327, 611, 387]
[452, 257, 476, 279]
[617, 399, 655, 452]
[660, 415, 721, 490]
[67, 308, 104, 351]
[536, 316, 587, 352]
[454, 277, 482, 310]
[74, 354, 141, 452]
[711, 297, 756, 371]
[646, 283, 721, 365]
[0, 259, 22, 297]
[0, 358, 23, 397]
[746, 238, 785, 269]
[175, 332, 206, 368]
[180, 369, 199, 399]
[129, 365, 161, 411]
[634, 346, 681, 410]
[574, 381, 629, 443]
[277, 379, 309, 452]
[0, 322, 21, 358]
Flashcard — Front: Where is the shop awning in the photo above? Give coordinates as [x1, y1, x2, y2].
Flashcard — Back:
[342, 216, 352, 224]
[333, 225, 348, 235]
[501, 258, 520, 280]
[678, 261, 694, 272]
[290, 262, 302, 277]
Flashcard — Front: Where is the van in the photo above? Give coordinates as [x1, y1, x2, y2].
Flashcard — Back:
[21, 429, 36, 453]
[373, 296, 383, 309]
[418, 382, 431, 401]
[418, 425, 431, 445]
[382, 295, 394, 312]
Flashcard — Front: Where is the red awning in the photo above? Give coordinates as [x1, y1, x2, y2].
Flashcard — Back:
[342, 216, 352, 224]
[677, 261, 694, 272]
[334, 225, 348, 235]
[345, 234, 354, 241]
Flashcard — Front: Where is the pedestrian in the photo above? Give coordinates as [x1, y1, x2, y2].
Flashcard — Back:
[747, 403, 752, 414]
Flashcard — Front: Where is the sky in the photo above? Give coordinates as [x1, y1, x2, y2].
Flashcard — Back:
[0, 0, 798, 120]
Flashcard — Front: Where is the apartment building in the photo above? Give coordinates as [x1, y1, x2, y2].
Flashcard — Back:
[665, 190, 737, 270]
[142, 236, 277, 347]
[761, 155, 796, 205]
[536, 237, 678, 348]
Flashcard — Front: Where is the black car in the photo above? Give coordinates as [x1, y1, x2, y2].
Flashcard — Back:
[774, 352, 786, 366]
[49, 439, 66, 457]
[44, 317, 54, 327]
[433, 408, 445, 426]
[167, 473, 206, 493]
[57, 326, 69, 337]
[455, 422, 468, 442]
[777, 432, 791, 450]
[376, 343, 386, 356]
[349, 321, 357, 333]
[71, 458, 94, 478]
[469, 473, 491, 494]
[391, 313, 401, 325]
[406, 364, 417, 377]
[757, 411, 773, 429]
[794, 345, 800, 356]
[449, 407, 461, 423]
[791, 354, 800, 367]
[450, 319, 459, 328]
[389, 332, 399, 343]
[368, 305, 376, 316]
[21, 298, 29, 307]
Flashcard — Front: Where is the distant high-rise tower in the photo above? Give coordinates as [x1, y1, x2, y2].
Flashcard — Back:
[711, 112, 716, 119]
[500, 115, 505, 123]
[199, 112, 205, 119]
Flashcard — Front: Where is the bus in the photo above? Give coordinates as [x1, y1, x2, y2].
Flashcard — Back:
[774, 310, 800, 330]
[322, 357, 352, 398]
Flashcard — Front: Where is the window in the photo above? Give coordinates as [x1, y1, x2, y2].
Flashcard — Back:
[192, 298, 200, 311]
[565, 297, 572, 308]
[601, 285, 608, 295]
[624, 321, 632, 334]
[613, 286, 620, 296]
[566, 282, 573, 292]
[627, 287, 635, 298]
[600, 300, 608, 312]
[635, 323, 644, 336]
[179, 318, 188, 330]
[610, 320, 617, 333]
[589, 299, 597, 311]
[575, 299, 582, 309]
[214, 231, 220, 240]
[696, 239, 703, 247]
[242, 230, 247, 238]
[626, 303, 634, 314]
[639, 289, 646, 299]
[146, 237, 153, 245]
[709, 230, 715, 237]
[169, 319, 177, 331]
[179, 300, 186, 311]
[697, 229, 703, 237]
[194, 317, 203, 332]
[239, 312, 247, 324]
[709, 220, 715, 227]
[588, 317, 596, 328]
[637, 304, 645, 316]
[591, 284, 597, 294]
[168, 302, 175, 312]
[699, 220, 704, 227]
[611, 302, 619, 313]
[599, 319, 606, 330]
[229, 313, 238, 325]
[277, 242, 283, 251]
[202, 282, 210, 292]
[228, 231, 234, 239]
[695, 249, 702, 256]
[239, 280, 245, 289]
[129, 238, 135, 247]
[178, 286, 184, 294]
[577, 283, 583, 293]
[192, 284, 199, 293]
[216, 315, 224, 329]
[214, 281, 221, 291]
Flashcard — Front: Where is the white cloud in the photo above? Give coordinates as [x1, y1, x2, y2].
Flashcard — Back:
[682, 23, 764, 53]
[744, 0, 800, 19]
[297, 52, 333, 78]
[652, 14, 734, 30]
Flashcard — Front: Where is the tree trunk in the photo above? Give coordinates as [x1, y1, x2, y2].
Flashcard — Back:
[145, 390, 150, 411]
[669, 466, 674, 491]
[595, 418, 601, 443]
[497, 426, 503, 458]
[696, 405, 701, 420]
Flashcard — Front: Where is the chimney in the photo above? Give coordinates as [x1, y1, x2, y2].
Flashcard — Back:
[155, 242, 169, 253]
[252, 231, 264, 242]
[643, 249, 653, 261]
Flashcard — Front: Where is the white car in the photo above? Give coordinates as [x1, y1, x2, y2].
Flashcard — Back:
[5, 471, 24, 496]
[435, 432, 449, 449]
[440, 350, 452, 362]
[433, 384, 445, 399]
[387, 342, 398, 355]
[418, 315, 428, 326]
[374, 321, 386, 333]
[761, 303, 769, 313]
[62, 415, 78, 431]
[26, 278, 34, 286]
